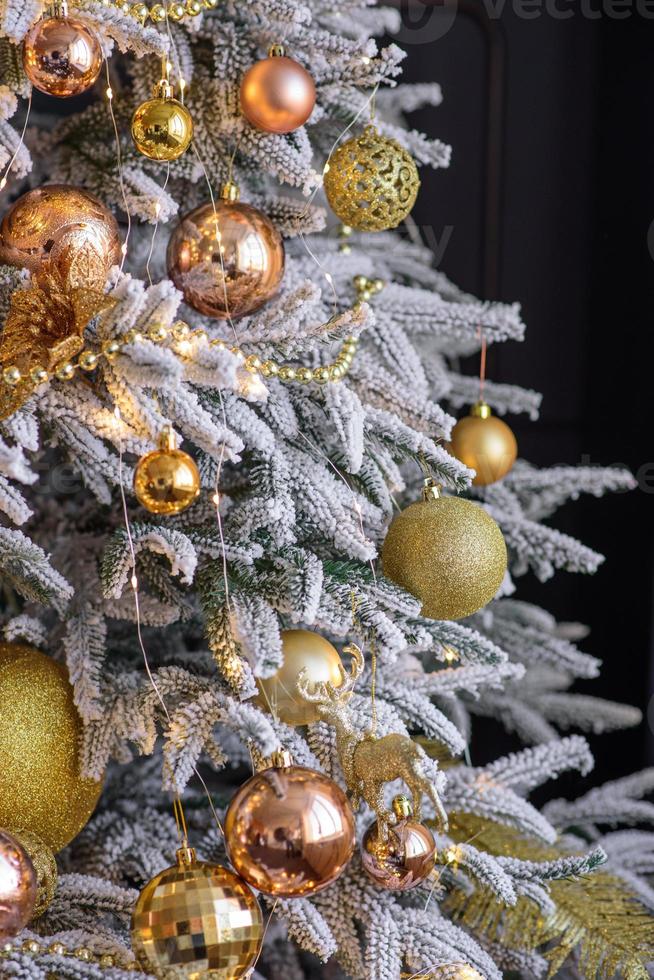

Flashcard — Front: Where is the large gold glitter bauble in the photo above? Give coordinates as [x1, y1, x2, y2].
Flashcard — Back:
[254, 629, 346, 726]
[449, 402, 518, 486]
[381, 480, 507, 621]
[362, 796, 436, 891]
[131, 79, 194, 161]
[225, 753, 355, 897]
[0, 829, 37, 942]
[0, 184, 122, 289]
[167, 183, 285, 319]
[324, 125, 420, 232]
[134, 427, 201, 516]
[23, 14, 103, 98]
[132, 846, 263, 979]
[12, 830, 57, 918]
[0, 643, 102, 853]
[240, 46, 316, 134]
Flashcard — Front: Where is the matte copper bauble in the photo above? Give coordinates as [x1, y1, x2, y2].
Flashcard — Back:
[133, 428, 201, 516]
[132, 846, 263, 979]
[381, 479, 507, 621]
[131, 79, 194, 161]
[362, 796, 436, 891]
[0, 830, 37, 942]
[23, 15, 103, 98]
[448, 402, 518, 486]
[255, 629, 346, 726]
[0, 184, 122, 289]
[225, 753, 355, 897]
[167, 183, 285, 319]
[240, 46, 316, 134]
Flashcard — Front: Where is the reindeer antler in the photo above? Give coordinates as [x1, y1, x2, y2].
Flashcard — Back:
[296, 643, 364, 704]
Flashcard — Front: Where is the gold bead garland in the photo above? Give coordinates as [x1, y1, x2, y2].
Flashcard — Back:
[0, 938, 139, 971]
[97, 0, 218, 25]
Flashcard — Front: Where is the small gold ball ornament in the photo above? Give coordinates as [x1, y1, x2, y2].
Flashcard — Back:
[362, 796, 436, 891]
[324, 124, 420, 232]
[449, 402, 518, 486]
[12, 830, 58, 918]
[381, 479, 507, 621]
[131, 845, 263, 979]
[254, 629, 346, 726]
[131, 78, 194, 161]
[23, 10, 103, 99]
[133, 427, 201, 516]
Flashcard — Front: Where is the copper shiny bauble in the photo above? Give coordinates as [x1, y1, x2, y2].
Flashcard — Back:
[255, 629, 345, 726]
[23, 16, 103, 98]
[0, 830, 37, 942]
[240, 51, 316, 134]
[225, 760, 355, 897]
[132, 846, 263, 979]
[0, 184, 122, 289]
[381, 480, 507, 621]
[131, 89, 194, 161]
[0, 643, 102, 853]
[133, 429, 201, 516]
[167, 191, 285, 320]
[362, 798, 436, 891]
[449, 403, 518, 486]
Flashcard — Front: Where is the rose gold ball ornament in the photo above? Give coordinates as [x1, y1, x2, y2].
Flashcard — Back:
[131, 845, 263, 979]
[133, 427, 201, 516]
[0, 830, 37, 942]
[0, 184, 121, 290]
[225, 750, 355, 897]
[167, 181, 285, 319]
[240, 44, 316, 134]
[362, 796, 436, 891]
[449, 401, 518, 487]
[23, 5, 103, 99]
[131, 77, 194, 162]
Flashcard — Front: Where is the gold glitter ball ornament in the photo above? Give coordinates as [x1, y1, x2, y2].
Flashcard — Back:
[22, 12, 103, 98]
[362, 796, 436, 891]
[254, 629, 346, 726]
[131, 78, 194, 161]
[324, 125, 420, 232]
[134, 427, 201, 516]
[0, 830, 37, 942]
[0, 643, 102, 853]
[448, 402, 518, 486]
[381, 480, 507, 621]
[11, 830, 58, 918]
[131, 846, 263, 979]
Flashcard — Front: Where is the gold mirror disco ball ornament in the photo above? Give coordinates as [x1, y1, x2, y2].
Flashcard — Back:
[225, 750, 356, 898]
[11, 830, 58, 918]
[167, 182, 285, 319]
[0, 643, 103, 853]
[0, 830, 37, 942]
[448, 402, 518, 487]
[131, 845, 263, 979]
[131, 77, 194, 161]
[23, 5, 103, 99]
[240, 45, 316, 134]
[133, 427, 201, 516]
[362, 796, 436, 891]
[254, 629, 347, 726]
[0, 184, 122, 290]
[324, 124, 420, 232]
[381, 479, 507, 621]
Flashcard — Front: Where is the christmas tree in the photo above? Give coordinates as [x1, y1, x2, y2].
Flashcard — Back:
[0, 2, 651, 978]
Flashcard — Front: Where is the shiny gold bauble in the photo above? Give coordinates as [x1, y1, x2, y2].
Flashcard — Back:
[0, 184, 122, 289]
[240, 48, 316, 134]
[131, 80, 194, 161]
[449, 402, 518, 486]
[362, 796, 436, 891]
[131, 846, 263, 979]
[0, 830, 37, 942]
[12, 830, 58, 918]
[381, 480, 507, 621]
[23, 15, 103, 98]
[324, 124, 420, 232]
[254, 629, 345, 726]
[167, 185, 285, 319]
[225, 756, 355, 897]
[133, 428, 201, 516]
[0, 644, 102, 853]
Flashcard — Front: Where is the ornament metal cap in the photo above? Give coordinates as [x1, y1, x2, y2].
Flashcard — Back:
[422, 478, 442, 501]
[158, 426, 178, 453]
[49, 0, 68, 15]
[176, 845, 197, 868]
[220, 181, 241, 203]
[392, 795, 413, 820]
[471, 401, 492, 420]
[152, 77, 174, 100]
[268, 44, 286, 57]
[269, 748, 293, 769]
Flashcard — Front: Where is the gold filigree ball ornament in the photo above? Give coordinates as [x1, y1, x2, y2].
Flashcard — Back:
[23, 3, 103, 99]
[254, 629, 347, 726]
[133, 427, 201, 516]
[225, 750, 356, 897]
[449, 402, 518, 486]
[0, 830, 37, 942]
[324, 124, 420, 232]
[131, 845, 263, 979]
[167, 181, 285, 319]
[381, 479, 507, 621]
[0, 643, 102, 852]
[11, 830, 58, 918]
[362, 796, 436, 891]
[240, 44, 316, 134]
[131, 76, 194, 161]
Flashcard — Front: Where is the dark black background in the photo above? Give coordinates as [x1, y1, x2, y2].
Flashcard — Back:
[394, 2, 654, 784]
